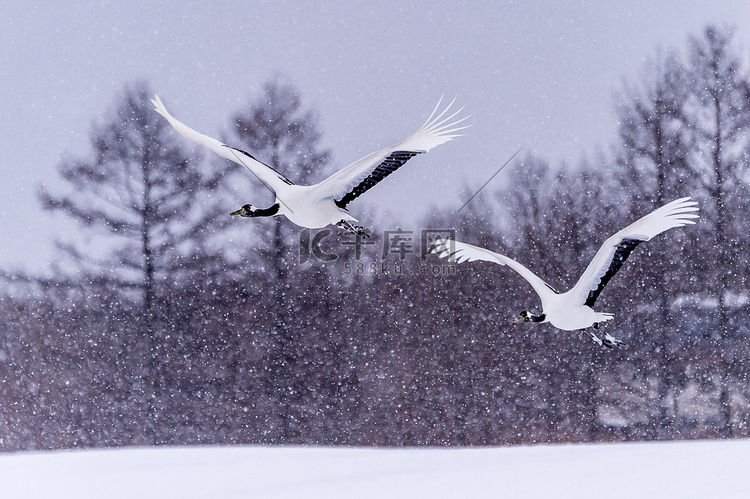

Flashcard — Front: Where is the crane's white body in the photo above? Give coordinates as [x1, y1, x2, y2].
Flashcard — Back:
[542, 293, 614, 331]
[275, 184, 358, 229]
[433, 198, 699, 334]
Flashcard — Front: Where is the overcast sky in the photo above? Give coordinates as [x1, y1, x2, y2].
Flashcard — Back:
[2, 1, 749, 271]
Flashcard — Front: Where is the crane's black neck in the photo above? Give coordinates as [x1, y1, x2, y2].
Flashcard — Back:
[530, 313, 546, 323]
[256, 203, 281, 217]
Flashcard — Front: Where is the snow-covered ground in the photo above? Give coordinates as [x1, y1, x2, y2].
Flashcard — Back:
[0, 439, 748, 498]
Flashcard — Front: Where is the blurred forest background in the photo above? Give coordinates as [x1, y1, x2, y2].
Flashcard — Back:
[1, 26, 750, 450]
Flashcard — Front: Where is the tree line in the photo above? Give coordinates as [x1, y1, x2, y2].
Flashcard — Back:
[0, 25, 749, 450]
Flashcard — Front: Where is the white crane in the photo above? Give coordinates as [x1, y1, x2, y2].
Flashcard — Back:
[432, 197, 699, 347]
[152, 95, 468, 236]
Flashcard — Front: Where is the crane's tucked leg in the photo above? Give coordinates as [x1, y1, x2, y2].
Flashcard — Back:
[587, 329, 624, 349]
[602, 333, 624, 348]
[336, 220, 371, 238]
[587, 330, 603, 346]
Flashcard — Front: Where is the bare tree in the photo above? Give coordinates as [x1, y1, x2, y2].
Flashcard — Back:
[680, 26, 750, 438]
[614, 51, 693, 438]
[219, 79, 332, 442]
[38, 81, 226, 443]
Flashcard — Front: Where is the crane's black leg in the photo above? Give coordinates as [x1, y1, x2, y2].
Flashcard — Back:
[336, 220, 371, 238]
[587, 329, 624, 349]
[602, 333, 625, 348]
[587, 330, 603, 346]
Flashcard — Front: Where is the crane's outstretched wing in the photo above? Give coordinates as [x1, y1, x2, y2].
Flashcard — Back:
[432, 239, 559, 308]
[313, 98, 469, 209]
[152, 95, 294, 193]
[570, 197, 699, 307]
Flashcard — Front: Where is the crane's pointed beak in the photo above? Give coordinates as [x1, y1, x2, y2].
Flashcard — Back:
[512, 315, 524, 323]
[230, 209, 242, 216]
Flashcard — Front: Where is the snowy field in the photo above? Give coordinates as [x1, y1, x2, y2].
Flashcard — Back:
[1, 439, 748, 498]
